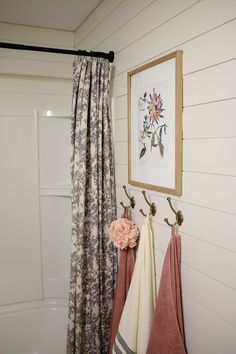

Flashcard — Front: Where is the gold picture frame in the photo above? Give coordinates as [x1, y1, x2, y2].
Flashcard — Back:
[128, 50, 183, 196]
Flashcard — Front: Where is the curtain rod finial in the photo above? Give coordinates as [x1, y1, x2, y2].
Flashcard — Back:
[109, 51, 114, 63]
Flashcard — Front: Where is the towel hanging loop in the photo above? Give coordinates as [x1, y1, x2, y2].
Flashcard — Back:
[139, 191, 156, 217]
[120, 185, 135, 209]
[164, 197, 184, 227]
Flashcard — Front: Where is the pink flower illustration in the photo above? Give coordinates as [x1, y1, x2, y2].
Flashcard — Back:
[138, 88, 167, 159]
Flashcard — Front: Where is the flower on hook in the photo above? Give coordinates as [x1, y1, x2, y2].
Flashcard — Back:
[108, 218, 139, 249]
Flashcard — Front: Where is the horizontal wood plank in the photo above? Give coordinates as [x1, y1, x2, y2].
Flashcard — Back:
[0, 23, 74, 48]
[112, 95, 127, 119]
[183, 98, 236, 138]
[0, 54, 73, 79]
[117, 189, 236, 253]
[114, 136, 236, 177]
[183, 171, 236, 214]
[116, 168, 236, 214]
[93, 0, 198, 52]
[182, 264, 236, 327]
[114, 141, 128, 164]
[113, 0, 236, 76]
[0, 92, 72, 109]
[78, 0, 155, 50]
[181, 18, 236, 74]
[182, 234, 236, 289]
[114, 100, 236, 142]
[0, 77, 72, 95]
[184, 60, 236, 106]
[114, 118, 127, 141]
[183, 138, 236, 175]
[184, 318, 220, 354]
[75, 0, 124, 46]
[183, 295, 236, 353]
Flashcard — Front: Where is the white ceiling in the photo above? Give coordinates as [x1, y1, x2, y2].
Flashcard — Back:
[0, 0, 103, 31]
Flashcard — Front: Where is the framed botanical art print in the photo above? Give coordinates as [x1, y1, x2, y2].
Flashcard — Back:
[128, 50, 183, 196]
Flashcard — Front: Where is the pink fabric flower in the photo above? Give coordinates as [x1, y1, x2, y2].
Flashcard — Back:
[108, 218, 139, 249]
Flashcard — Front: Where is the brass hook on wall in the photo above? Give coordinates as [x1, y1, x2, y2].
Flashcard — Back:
[120, 185, 135, 209]
[164, 197, 184, 227]
[139, 190, 157, 217]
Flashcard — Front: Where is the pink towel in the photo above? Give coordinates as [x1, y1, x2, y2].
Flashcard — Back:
[109, 208, 136, 354]
[147, 226, 187, 354]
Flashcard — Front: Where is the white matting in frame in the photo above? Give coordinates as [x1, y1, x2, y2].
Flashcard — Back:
[128, 51, 183, 196]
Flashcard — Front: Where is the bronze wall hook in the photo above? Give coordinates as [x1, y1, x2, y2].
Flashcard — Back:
[139, 208, 147, 217]
[139, 190, 157, 217]
[120, 185, 135, 209]
[164, 197, 184, 227]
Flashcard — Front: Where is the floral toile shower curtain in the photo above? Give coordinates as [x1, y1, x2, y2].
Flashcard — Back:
[67, 56, 117, 354]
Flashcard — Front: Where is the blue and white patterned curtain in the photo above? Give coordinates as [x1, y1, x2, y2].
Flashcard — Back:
[67, 56, 117, 354]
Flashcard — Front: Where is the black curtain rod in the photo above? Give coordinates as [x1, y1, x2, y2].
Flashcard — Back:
[0, 42, 114, 63]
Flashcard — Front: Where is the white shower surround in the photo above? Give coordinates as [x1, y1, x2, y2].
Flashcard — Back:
[0, 108, 72, 354]
[0, 299, 68, 354]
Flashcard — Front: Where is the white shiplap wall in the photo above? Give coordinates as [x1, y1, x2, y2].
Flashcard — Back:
[75, 1, 236, 353]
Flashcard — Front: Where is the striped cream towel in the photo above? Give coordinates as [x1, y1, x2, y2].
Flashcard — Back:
[113, 215, 156, 354]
